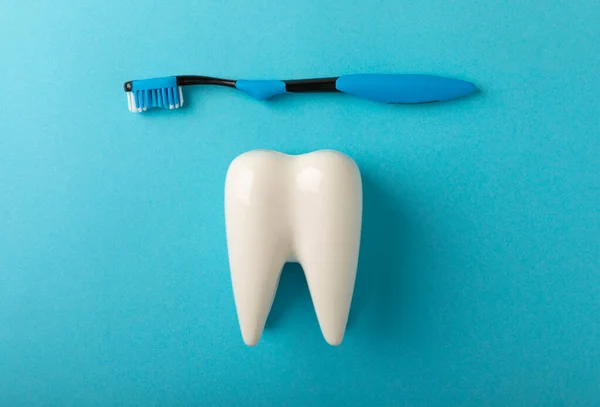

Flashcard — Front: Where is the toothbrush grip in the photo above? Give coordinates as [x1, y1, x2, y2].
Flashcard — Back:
[335, 74, 476, 103]
[235, 80, 287, 100]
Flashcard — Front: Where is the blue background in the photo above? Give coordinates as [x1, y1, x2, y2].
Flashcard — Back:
[1, 0, 599, 405]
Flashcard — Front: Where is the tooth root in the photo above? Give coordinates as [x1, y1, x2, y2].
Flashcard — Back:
[294, 152, 362, 345]
[225, 152, 290, 346]
[229, 244, 287, 346]
[301, 256, 359, 345]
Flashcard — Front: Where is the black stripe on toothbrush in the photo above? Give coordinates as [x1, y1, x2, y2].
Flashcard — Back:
[284, 77, 340, 93]
[176, 75, 237, 88]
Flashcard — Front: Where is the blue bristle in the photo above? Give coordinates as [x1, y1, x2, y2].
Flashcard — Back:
[174, 87, 180, 105]
[162, 88, 168, 107]
[167, 87, 173, 106]
[130, 76, 178, 110]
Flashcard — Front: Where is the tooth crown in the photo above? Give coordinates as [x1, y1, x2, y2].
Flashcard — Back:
[225, 150, 362, 346]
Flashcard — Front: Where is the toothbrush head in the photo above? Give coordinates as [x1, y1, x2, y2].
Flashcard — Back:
[123, 76, 183, 112]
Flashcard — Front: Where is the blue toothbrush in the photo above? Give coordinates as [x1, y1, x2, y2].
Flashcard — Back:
[123, 74, 476, 112]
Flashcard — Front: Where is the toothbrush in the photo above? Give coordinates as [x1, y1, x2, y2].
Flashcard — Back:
[123, 74, 476, 112]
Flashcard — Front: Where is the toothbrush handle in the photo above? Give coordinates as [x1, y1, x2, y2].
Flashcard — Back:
[234, 74, 476, 103]
[333, 74, 476, 103]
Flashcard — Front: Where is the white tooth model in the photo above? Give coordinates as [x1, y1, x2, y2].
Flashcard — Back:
[225, 149, 362, 346]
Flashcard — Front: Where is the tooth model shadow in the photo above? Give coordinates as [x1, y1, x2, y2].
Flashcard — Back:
[225, 149, 362, 346]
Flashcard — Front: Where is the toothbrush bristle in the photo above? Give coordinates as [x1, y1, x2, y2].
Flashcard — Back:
[126, 86, 183, 113]
[125, 76, 183, 113]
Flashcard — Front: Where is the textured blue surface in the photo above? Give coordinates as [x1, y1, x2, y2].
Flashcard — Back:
[1, 1, 599, 406]
[336, 74, 476, 103]
[235, 79, 287, 100]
